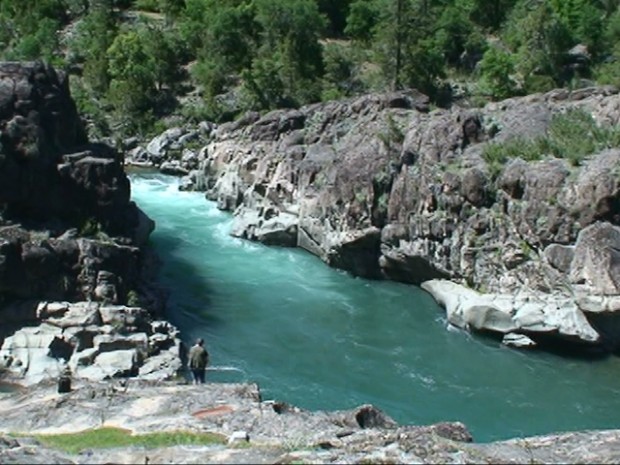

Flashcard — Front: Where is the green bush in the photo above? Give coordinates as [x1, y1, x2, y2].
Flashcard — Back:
[126, 290, 141, 307]
[321, 42, 360, 100]
[482, 109, 620, 175]
[479, 47, 519, 100]
[79, 217, 102, 237]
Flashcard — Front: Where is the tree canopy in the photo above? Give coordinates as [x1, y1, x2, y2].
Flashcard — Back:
[1, 0, 619, 134]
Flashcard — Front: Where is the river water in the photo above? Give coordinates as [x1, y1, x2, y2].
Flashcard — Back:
[131, 173, 620, 442]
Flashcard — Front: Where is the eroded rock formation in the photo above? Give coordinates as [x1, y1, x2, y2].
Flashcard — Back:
[0, 61, 154, 306]
[133, 86, 620, 353]
[0, 62, 169, 384]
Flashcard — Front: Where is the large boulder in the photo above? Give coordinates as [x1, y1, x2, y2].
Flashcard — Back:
[421, 279, 601, 348]
[0, 323, 69, 384]
[79, 349, 141, 380]
[0, 302, 183, 385]
[145, 127, 184, 162]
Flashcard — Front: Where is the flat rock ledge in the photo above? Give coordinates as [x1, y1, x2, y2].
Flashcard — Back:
[0, 301, 182, 385]
[1, 379, 620, 464]
[421, 279, 620, 350]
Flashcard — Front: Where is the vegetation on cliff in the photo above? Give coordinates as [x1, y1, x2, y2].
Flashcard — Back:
[1, 0, 620, 136]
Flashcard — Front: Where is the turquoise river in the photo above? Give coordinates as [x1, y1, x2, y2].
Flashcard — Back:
[131, 173, 620, 442]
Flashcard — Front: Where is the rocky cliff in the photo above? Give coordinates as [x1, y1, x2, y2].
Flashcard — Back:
[130, 86, 620, 354]
[0, 61, 154, 306]
[0, 62, 176, 386]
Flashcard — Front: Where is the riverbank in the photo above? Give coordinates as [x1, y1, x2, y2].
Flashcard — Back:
[1, 378, 620, 464]
[125, 85, 620, 356]
[3, 61, 620, 463]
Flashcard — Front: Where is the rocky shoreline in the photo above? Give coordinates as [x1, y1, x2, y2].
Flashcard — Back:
[126, 85, 620, 355]
[2, 378, 620, 464]
[3, 61, 620, 463]
[0, 61, 177, 385]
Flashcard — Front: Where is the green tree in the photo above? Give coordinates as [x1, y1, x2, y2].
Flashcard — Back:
[371, 0, 445, 96]
[73, 0, 118, 95]
[107, 30, 156, 118]
[321, 42, 362, 99]
[8, 17, 60, 62]
[317, 0, 353, 37]
[593, 8, 620, 86]
[0, 0, 67, 62]
[244, 0, 326, 109]
[345, 0, 379, 44]
[159, 0, 185, 22]
[0, 0, 67, 35]
[178, 0, 210, 51]
[503, 1, 573, 91]
[597, 0, 620, 18]
[550, 0, 604, 49]
[143, 26, 185, 91]
[468, 0, 518, 31]
[479, 46, 518, 99]
[187, 0, 256, 106]
[434, 3, 486, 69]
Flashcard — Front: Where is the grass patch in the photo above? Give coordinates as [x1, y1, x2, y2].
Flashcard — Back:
[482, 109, 620, 177]
[31, 427, 226, 454]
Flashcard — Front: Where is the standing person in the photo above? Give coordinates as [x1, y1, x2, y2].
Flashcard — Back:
[188, 338, 209, 384]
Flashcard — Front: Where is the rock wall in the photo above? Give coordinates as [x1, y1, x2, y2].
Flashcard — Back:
[0, 62, 154, 306]
[0, 62, 178, 384]
[131, 86, 620, 353]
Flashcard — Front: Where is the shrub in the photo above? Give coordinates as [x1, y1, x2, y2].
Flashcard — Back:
[126, 290, 141, 307]
[547, 109, 620, 166]
[482, 108, 620, 175]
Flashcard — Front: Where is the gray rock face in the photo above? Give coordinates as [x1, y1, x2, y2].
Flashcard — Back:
[179, 88, 620, 285]
[570, 222, 620, 295]
[0, 62, 138, 235]
[0, 231, 146, 304]
[80, 349, 141, 380]
[164, 86, 620, 353]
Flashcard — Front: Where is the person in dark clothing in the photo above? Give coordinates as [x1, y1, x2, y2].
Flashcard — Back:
[188, 338, 209, 384]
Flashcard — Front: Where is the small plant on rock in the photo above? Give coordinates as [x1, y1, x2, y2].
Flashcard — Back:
[126, 290, 142, 307]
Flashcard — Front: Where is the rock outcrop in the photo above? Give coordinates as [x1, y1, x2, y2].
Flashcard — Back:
[1, 379, 620, 464]
[0, 61, 169, 383]
[137, 85, 620, 353]
[0, 301, 182, 385]
[0, 61, 155, 307]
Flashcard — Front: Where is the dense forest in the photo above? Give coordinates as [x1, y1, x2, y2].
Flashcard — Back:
[2, 0, 620, 136]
